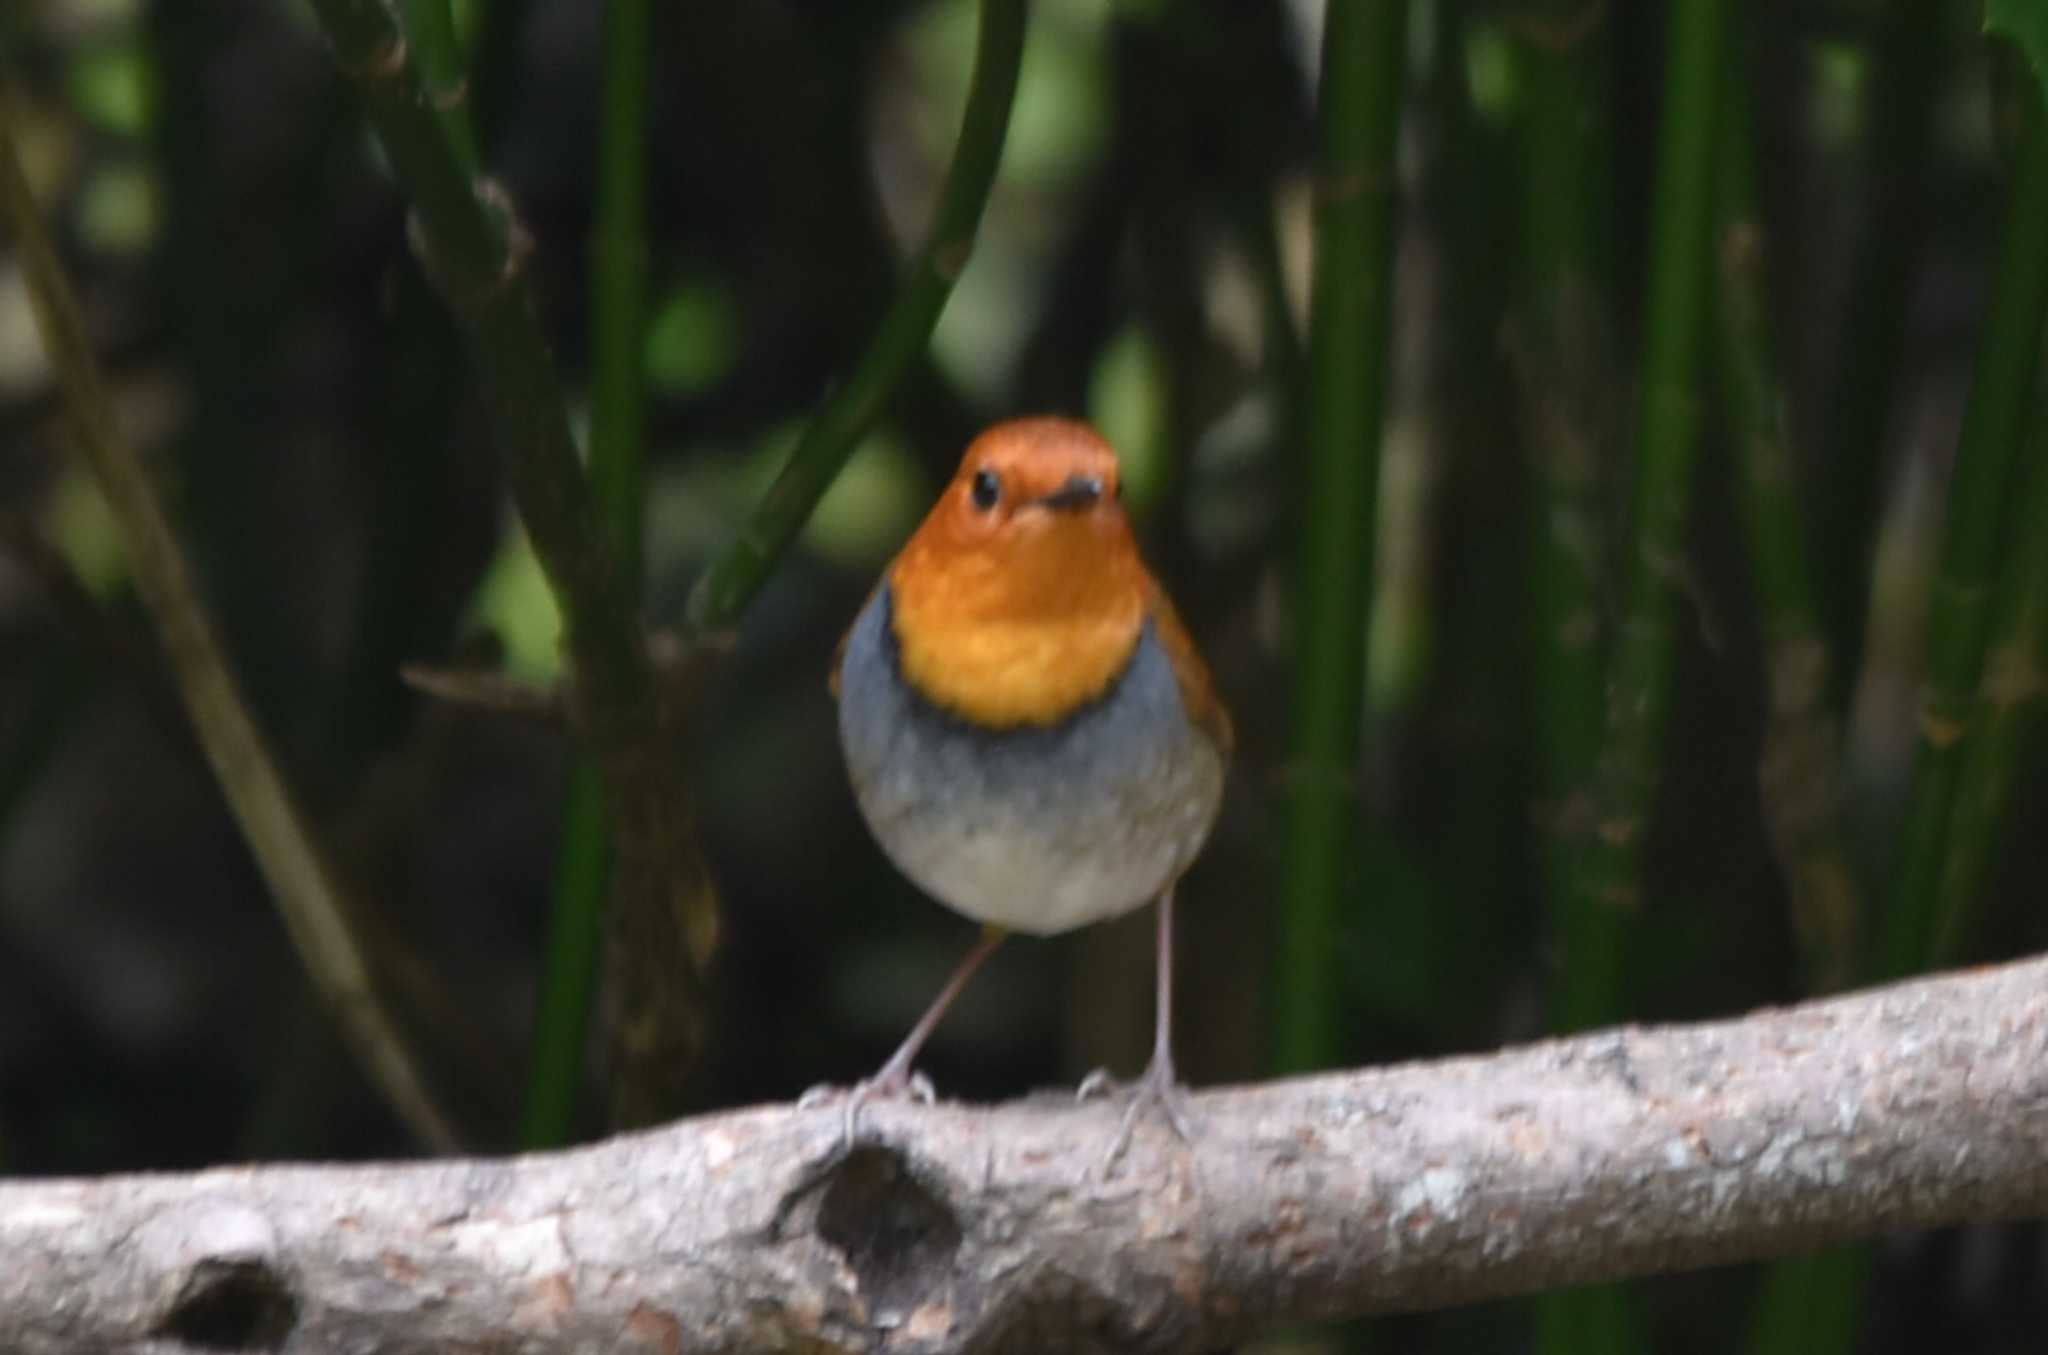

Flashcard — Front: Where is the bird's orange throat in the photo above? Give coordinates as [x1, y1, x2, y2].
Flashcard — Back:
[888, 519, 1147, 729]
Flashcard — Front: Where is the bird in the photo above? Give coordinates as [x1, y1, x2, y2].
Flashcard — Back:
[830, 416, 1231, 1154]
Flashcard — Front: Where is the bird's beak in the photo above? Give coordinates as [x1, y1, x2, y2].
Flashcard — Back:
[1033, 475, 1104, 513]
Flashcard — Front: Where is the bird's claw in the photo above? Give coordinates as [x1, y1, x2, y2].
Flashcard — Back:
[1095, 1058, 1196, 1175]
[804, 1068, 940, 1146]
[1074, 1067, 1117, 1101]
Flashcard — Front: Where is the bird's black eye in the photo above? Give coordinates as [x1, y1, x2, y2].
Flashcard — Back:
[970, 468, 1001, 512]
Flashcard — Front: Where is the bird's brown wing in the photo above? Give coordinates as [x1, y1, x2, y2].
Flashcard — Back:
[827, 588, 876, 701]
[1143, 572, 1234, 758]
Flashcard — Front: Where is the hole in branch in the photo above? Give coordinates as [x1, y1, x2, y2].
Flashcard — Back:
[156, 1257, 299, 1351]
[815, 1144, 963, 1317]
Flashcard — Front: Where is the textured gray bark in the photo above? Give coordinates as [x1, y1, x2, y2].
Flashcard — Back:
[2, 955, 2045, 1354]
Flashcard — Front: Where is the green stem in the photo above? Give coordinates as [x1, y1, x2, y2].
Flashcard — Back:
[1567, 0, 1721, 991]
[1934, 395, 2048, 961]
[1273, 0, 1408, 1076]
[396, 0, 477, 170]
[683, 0, 1025, 634]
[1712, 45, 1860, 994]
[307, 0, 716, 1068]
[1747, 1250, 1872, 1355]
[1877, 59, 2048, 981]
[522, 763, 612, 1146]
[1521, 11, 1628, 1325]
[0, 87, 461, 1151]
[587, 0, 650, 586]
[1507, 0, 1616, 1037]
[1922, 49, 2048, 966]
[519, 0, 652, 1148]
[1818, 0, 1946, 696]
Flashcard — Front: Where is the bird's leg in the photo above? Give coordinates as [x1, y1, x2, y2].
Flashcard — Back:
[1101, 886, 1195, 1168]
[834, 924, 1006, 1143]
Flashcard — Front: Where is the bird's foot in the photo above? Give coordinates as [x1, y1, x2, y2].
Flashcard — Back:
[1074, 1067, 1118, 1101]
[1082, 1057, 1196, 1174]
[800, 1068, 936, 1147]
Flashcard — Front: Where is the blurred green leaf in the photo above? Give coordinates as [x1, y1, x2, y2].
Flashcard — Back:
[468, 524, 564, 680]
[1464, 20, 1518, 126]
[67, 41, 155, 138]
[905, 0, 1106, 188]
[1806, 42, 1869, 150]
[45, 465, 127, 598]
[1087, 323, 1170, 512]
[448, 0, 483, 45]
[1006, 8, 1108, 185]
[648, 426, 925, 575]
[803, 431, 927, 568]
[1988, 1, 2048, 91]
[644, 281, 739, 397]
[75, 160, 157, 255]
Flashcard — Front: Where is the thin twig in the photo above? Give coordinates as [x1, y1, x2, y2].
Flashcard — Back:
[398, 662, 563, 722]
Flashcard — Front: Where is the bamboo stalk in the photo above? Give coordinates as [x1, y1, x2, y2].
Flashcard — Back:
[1726, 15, 1882, 1338]
[1876, 60, 2048, 980]
[1571, 0, 1722, 942]
[1933, 411, 2048, 960]
[521, 0, 653, 1146]
[1504, 0, 1616, 1038]
[1510, 12, 1642, 1331]
[1817, 0, 1947, 692]
[1273, 0, 1409, 1075]
[396, 0, 477, 170]
[1928, 45, 2048, 961]
[524, 763, 612, 1144]
[1711, 48, 1861, 994]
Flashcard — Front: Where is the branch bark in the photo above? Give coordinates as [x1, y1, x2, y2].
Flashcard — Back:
[4, 955, 2046, 1354]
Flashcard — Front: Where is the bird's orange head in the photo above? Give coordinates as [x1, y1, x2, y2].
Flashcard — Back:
[887, 418, 1148, 728]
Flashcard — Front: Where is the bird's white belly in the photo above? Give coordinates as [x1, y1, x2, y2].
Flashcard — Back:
[857, 753, 1220, 933]
[838, 587, 1225, 936]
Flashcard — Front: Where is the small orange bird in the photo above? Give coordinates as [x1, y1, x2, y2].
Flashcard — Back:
[831, 417, 1231, 1148]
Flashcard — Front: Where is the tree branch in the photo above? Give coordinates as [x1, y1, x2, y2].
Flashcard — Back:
[4, 956, 2045, 1352]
